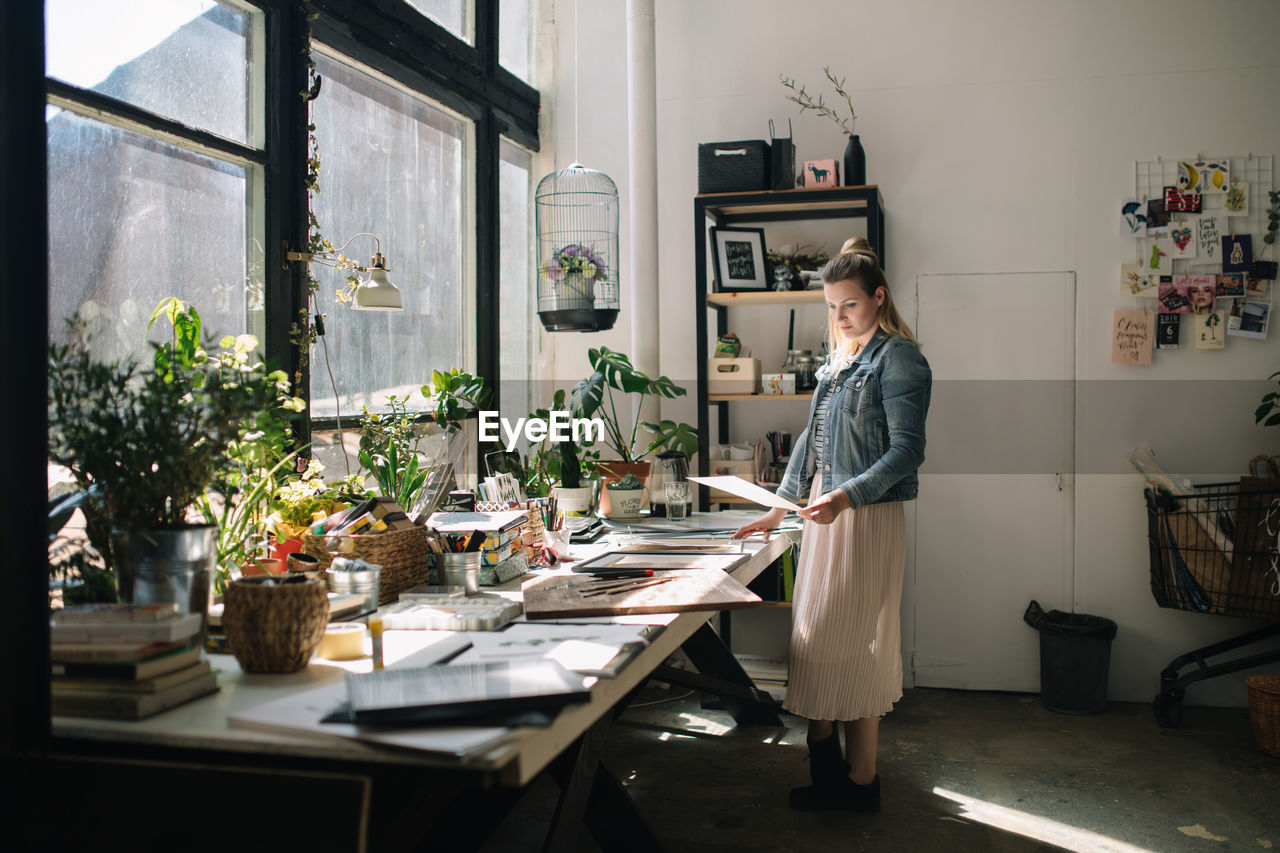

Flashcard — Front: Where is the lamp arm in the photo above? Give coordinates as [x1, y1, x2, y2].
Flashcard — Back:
[283, 233, 382, 270]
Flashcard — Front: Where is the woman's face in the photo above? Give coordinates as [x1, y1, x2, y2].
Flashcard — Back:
[1187, 284, 1215, 311]
[826, 277, 883, 344]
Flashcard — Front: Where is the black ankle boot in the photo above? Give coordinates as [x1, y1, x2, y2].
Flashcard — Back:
[805, 728, 844, 786]
[789, 774, 881, 813]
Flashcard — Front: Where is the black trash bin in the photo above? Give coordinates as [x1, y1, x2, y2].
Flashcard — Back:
[1023, 600, 1118, 714]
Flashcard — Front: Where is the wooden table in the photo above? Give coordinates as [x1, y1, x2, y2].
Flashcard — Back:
[45, 516, 800, 852]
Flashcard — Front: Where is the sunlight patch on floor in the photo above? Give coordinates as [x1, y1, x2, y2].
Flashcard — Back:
[933, 787, 1155, 853]
[676, 712, 733, 736]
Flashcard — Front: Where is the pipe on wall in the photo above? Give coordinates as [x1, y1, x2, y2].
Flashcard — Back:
[626, 0, 660, 428]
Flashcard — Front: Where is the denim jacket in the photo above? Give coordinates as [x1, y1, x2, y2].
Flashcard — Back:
[776, 330, 932, 509]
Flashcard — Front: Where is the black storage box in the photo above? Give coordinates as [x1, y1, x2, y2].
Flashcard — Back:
[698, 140, 771, 194]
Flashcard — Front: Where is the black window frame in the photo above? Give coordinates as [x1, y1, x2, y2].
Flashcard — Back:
[9, 0, 539, 759]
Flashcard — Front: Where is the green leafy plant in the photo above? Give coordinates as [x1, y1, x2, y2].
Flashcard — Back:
[569, 348, 698, 464]
[1257, 371, 1280, 428]
[357, 394, 430, 510]
[607, 472, 643, 491]
[1263, 190, 1280, 252]
[780, 67, 857, 135]
[522, 389, 601, 495]
[49, 316, 282, 534]
[422, 368, 491, 433]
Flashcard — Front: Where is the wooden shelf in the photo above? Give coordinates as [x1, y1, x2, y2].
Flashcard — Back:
[696, 186, 883, 222]
[706, 290, 825, 307]
[759, 601, 793, 609]
[708, 393, 812, 402]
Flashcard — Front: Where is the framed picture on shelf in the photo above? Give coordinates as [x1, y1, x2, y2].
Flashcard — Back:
[710, 226, 768, 292]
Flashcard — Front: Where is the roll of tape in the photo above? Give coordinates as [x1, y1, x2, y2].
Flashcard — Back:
[317, 622, 367, 660]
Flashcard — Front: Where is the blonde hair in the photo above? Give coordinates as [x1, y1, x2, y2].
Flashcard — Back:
[820, 236, 918, 360]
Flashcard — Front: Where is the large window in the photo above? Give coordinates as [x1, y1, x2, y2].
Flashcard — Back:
[499, 138, 539, 420]
[308, 48, 473, 419]
[45, 0, 264, 359]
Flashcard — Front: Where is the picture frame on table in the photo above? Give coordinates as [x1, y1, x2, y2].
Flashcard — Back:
[710, 226, 769, 292]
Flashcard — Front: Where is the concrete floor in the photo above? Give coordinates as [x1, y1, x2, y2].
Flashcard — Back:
[485, 686, 1280, 852]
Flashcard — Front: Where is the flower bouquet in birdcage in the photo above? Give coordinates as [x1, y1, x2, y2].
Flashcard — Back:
[542, 243, 609, 306]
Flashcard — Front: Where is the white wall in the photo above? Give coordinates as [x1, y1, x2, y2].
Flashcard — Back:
[549, 0, 1280, 706]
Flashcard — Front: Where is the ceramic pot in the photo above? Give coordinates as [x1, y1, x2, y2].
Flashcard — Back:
[552, 485, 597, 516]
[241, 557, 285, 577]
[595, 460, 651, 515]
[604, 488, 647, 519]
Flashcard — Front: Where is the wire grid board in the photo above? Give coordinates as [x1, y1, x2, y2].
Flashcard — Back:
[1134, 155, 1274, 273]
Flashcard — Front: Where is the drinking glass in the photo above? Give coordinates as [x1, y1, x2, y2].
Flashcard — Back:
[665, 481, 690, 521]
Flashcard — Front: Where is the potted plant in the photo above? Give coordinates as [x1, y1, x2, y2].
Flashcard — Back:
[603, 473, 647, 519]
[520, 389, 601, 512]
[569, 347, 698, 511]
[48, 302, 285, 616]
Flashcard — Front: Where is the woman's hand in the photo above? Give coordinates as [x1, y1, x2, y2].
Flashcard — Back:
[732, 506, 786, 541]
[798, 489, 851, 525]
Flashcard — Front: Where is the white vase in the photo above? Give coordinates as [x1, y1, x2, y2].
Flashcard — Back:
[605, 488, 646, 519]
[553, 485, 596, 516]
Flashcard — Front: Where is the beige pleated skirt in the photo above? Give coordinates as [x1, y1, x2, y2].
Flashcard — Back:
[783, 478, 907, 721]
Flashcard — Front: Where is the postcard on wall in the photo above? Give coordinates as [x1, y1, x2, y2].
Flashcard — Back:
[1185, 274, 1217, 314]
[1120, 199, 1148, 237]
[1156, 313, 1180, 349]
[1246, 276, 1270, 299]
[1192, 311, 1227, 349]
[1122, 263, 1157, 296]
[1145, 237, 1173, 273]
[1223, 181, 1249, 215]
[1222, 234, 1253, 273]
[1197, 216, 1221, 262]
[1111, 310, 1154, 365]
[1169, 223, 1197, 259]
[1145, 197, 1171, 235]
[1178, 159, 1230, 193]
[1164, 185, 1202, 214]
[1226, 299, 1271, 339]
[1215, 273, 1245, 298]
[1158, 277, 1192, 314]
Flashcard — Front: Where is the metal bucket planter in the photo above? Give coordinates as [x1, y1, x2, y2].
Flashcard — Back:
[110, 525, 216, 629]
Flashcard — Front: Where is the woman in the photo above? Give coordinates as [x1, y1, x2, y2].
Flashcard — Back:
[734, 237, 931, 813]
[1186, 280, 1216, 314]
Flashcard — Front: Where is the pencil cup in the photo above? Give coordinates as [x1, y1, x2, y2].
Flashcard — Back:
[664, 481, 690, 521]
[440, 552, 481, 595]
[328, 558, 381, 614]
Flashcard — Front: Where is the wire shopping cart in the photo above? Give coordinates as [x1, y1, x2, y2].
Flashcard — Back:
[1144, 481, 1280, 727]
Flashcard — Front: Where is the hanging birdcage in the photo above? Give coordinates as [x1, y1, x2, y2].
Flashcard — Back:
[535, 163, 620, 332]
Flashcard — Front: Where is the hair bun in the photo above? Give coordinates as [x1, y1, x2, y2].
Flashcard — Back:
[839, 236, 878, 264]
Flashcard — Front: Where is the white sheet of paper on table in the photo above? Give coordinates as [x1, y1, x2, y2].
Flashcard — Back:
[687, 476, 802, 511]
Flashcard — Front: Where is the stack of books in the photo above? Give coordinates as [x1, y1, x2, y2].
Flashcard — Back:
[50, 603, 219, 720]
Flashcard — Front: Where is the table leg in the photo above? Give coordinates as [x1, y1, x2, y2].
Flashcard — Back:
[659, 622, 783, 726]
[546, 717, 665, 852]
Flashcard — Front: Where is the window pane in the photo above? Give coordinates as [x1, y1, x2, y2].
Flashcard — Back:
[45, 0, 260, 146]
[499, 0, 534, 84]
[405, 0, 472, 44]
[47, 110, 260, 362]
[499, 139, 538, 420]
[309, 50, 471, 419]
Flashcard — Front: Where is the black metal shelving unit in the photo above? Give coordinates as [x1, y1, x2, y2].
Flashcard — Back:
[693, 186, 887, 510]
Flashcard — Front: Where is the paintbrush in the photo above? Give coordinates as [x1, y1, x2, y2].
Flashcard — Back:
[581, 576, 676, 598]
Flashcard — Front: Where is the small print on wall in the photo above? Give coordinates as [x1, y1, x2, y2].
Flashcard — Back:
[1178, 159, 1230, 193]
[1146, 237, 1173, 273]
[1158, 277, 1192, 313]
[1146, 197, 1171, 235]
[1223, 181, 1249, 215]
[1246, 277, 1270, 299]
[1222, 234, 1253, 273]
[1216, 273, 1245, 298]
[1185, 274, 1217, 314]
[1156, 313, 1180, 349]
[801, 159, 839, 187]
[1197, 215, 1221, 262]
[1193, 311, 1227, 349]
[1164, 185, 1202, 214]
[1169, 223, 1197, 259]
[1226, 299, 1272, 340]
[1121, 199, 1147, 236]
[1111, 310, 1154, 365]
[1122, 263, 1157, 296]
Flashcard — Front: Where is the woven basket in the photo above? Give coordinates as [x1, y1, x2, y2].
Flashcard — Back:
[1246, 674, 1280, 756]
[302, 525, 433, 605]
[222, 576, 329, 673]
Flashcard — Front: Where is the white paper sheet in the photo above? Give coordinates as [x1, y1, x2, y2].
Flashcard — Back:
[687, 476, 802, 511]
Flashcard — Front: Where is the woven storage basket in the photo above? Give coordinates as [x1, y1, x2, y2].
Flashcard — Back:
[1246, 674, 1280, 756]
[222, 576, 329, 673]
[302, 524, 433, 605]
